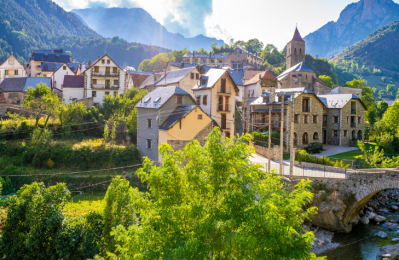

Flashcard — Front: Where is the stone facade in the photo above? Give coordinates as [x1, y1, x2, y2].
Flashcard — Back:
[286, 40, 305, 69]
[278, 72, 331, 95]
[3, 92, 25, 105]
[340, 99, 366, 145]
[0, 103, 7, 116]
[323, 108, 341, 145]
[252, 143, 282, 160]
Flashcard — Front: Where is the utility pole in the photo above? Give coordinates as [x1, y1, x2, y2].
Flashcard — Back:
[290, 94, 295, 179]
[268, 107, 271, 172]
[280, 92, 285, 176]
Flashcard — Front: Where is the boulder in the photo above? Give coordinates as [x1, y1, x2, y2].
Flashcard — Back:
[392, 238, 399, 242]
[360, 216, 370, 225]
[318, 239, 325, 246]
[367, 212, 376, 220]
[353, 216, 360, 225]
[375, 215, 387, 222]
[392, 206, 398, 210]
[376, 231, 388, 238]
[377, 244, 399, 260]
[325, 238, 331, 243]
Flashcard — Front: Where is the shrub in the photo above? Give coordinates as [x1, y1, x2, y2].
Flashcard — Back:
[47, 159, 54, 168]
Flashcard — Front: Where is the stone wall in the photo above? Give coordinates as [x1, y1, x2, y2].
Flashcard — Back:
[293, 161, 347, 173]
[0, 103, 7, 116]
[252, 143, 282, 160]
[340, 99, 366, 146]
[323, 108, 341, 145]
[3, 92, 25, 105]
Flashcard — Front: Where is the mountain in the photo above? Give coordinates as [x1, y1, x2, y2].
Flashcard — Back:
[332, 20, 399, 72]
[304, 0, 399, 59]
[0, 0, 169, 68]
[71, 7, 225, 51]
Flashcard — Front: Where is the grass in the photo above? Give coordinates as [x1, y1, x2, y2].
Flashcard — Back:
[63, 192, 105, 218]
[328, 142, 377, 161]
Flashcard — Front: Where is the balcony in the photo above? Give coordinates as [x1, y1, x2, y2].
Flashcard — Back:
[254, 119, 266, 127]
[351, 123, 356, 128]
[91, 84, 120, 90]
[217, 104, 232, 112]
[351, 109, 356, 114]
[217, 87, 232, 94]
[221, 122, 231, 130]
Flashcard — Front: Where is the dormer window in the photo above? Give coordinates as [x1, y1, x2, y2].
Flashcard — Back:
[154, 97, 161, 103]
[44, 55, 48, 59]
[63, 66, 66, 70]
[144, 97, 151, 103]
[44, 65, 48, 70]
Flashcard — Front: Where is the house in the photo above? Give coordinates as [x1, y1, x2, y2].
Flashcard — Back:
[183, 53, 229, 67]
[28, 49, 72, 77]
[127, 71, 152, 88]
[136, 86, 216, 162]
[318, 94, 367, 146]
[166, 61, 196, 72]
[277, 28, 331, 95]
[242, 70, 265, 84]
[227, 48, 263, 71]
[192, 69, 239, 138]
[243, 71, 278, 99]
[40, 62, 81, 78]
[83, 54, 128, 105]
[154, 67, 201, 96]
[330, 86, 362, 99]
[53, 64, 75, 90]
[138, 73, 164, 92]
[0, 54, 26, 82]
[0, 77, 52, 104]
[227, 70, 244, 103]
[63, 75, 84, 103]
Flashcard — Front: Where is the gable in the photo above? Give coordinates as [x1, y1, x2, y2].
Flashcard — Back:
[0, 54, 25, 69]
[86, 54, 123, 72]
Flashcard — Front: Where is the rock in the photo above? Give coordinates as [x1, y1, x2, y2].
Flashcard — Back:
[389, 227, 396, 231]
[392, 206, 398, 210]
[375, 215, 387, 222]
[353, 216, 360, 225]
[314, 237, 318, 242]
[393, 238, 399, 241]
[360, 216, 370, 225]
[367, 211, 376, 220]
[318, 239, 325, 246]
[377, 244, 399, 260]
[387, 222, 393, 226]
[376, 231, 388, 238]
[325, 238, 331, 243]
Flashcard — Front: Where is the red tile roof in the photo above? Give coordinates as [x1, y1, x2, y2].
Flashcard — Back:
[291, 27, 304, 42]
[0, 92, 6, 103]
[63, 75, 84, 88]
[130, 73, 150, 87]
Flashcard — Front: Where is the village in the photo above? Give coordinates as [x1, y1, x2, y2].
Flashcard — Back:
[0, 28, 366, 164]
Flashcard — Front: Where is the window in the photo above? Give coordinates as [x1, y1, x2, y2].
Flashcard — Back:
[94, 66, 99, 72]
[294, 114, 299, 123]
[358, 117, 361, 124]
[202, 59, 206, 63]
[44, 65, 48, 70]
[113, 91, 117, 97]
[347, 117, 349, 123]
[113, 67, 117, 73]
[195, 59, 198, 63]
[198, 115, 203, 119]
[114, 80, 119, 85]
[211, 60, 215, 63]
[221, 78, 226, 93]
[4, 70, 8, 75]
[177, 96, 183, 104]
[146, 139, 152, 149]
[313, 132, 319, 140]
[302, 98, 310, 112]
[14, 70, 18, 75]
[344, 130, 348, 137]
[72, 98, 77, 102]
[304, 115, 309, 124]
[147, 119, 152, 128]
[219, 60, 222, 63]
[190, 73, 194, 79]
[92, 79, 97, 84]
[225, 132, 230, 138]
[203, 95, 208, 105]
[334, 116, 339, 123]
[196, 73, 200, 79]
[63, 65, 66, 70]
[196, 95, 201, 105]
[313, 115, 317, 123]
[105, 92, 109, 96]
[9, 60, 14, 65]
[92, 91, 97, 97]
[120, 94, 123, 98]
[56, 56, 59, 60]
[334, 130, 338, 137]
[107, 60, 110, 64]
[102, 59, 105, 64]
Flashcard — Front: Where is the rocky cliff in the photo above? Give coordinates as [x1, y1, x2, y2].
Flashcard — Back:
[304, 0, 399, 59]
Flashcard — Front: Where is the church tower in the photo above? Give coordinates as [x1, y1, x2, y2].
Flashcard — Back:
[286, 27, 305, 69]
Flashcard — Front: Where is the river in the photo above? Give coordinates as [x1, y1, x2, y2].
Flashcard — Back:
[320, 208, 399, 259]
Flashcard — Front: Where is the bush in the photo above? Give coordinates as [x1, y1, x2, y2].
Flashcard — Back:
[297, 149, 350, 168]
[251, 131, 280, 146]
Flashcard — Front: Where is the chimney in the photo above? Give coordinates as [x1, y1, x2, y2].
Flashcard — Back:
[98, 56, 100, 60]
[259, 73, 261, 80]
[88, 60, 92, 67]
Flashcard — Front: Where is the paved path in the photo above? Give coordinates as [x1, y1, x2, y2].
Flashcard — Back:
[315, 145, 359, 158]
[250, 153, 346, 179]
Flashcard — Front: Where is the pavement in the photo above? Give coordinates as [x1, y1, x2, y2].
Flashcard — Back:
[315, 145, 359, 158]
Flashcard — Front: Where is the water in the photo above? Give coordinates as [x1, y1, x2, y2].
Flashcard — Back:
[320, 211, 399, 259]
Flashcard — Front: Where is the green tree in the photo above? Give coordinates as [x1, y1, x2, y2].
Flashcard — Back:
[245, 38, 264, 53]
[58, 102, 88, 126]
[386, 84, 397, 97]
[109, 128, 321, 259]
[380, 99, 399, 134]
[345, 79, 377, 124]
[22, 83, 60, 127]
[377, 100, 389, 118]
[319, 75, 335, 88]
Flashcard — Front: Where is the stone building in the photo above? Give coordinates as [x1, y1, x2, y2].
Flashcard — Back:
[227, 48, 263, 71]
[0, 77, 52, 104]
[0, 92, 7, 116]
[183, 53, 229, 67]
[286, 28, 305, 69]
[330, 86, 362, 99]
[318, 94, 367, 146]
[154, 67, 201, 97]
[243, 71, 278, 99]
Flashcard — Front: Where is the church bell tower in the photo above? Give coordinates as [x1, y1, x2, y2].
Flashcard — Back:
[286, 27, 305, 69]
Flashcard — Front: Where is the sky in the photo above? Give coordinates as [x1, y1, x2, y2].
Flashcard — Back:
[53, 0, 389, 50]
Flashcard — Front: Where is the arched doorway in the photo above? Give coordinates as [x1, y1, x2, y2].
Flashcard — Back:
[352, 130, 356, 140]
[303, 132, 308, 145]
[358, 130, 362, 141]
[294, 132, 298, 145]
[313, 132, 319, 141]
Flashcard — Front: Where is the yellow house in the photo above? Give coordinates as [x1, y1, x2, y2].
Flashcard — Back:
[192, 68, 239, 138]
[158, 105, 217, 160]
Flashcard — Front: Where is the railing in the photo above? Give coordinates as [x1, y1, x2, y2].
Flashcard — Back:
[351, 109, 356, 114]
[91, 84, 120, 90]
[294, 119, 299, 123]
[302, 107, 310, 112]
[217, 87, 232, 94]
[351, 123, 356, 128]
[93, 72, 118, 77]
[221, 122, 231, 130]
[217, 104, 232, 112]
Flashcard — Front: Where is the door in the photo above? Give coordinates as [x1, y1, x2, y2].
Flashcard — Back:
[221, 114, 226, 129]
[105, 80, 110, 88]
[323, 130, 327, 144]
[225, 97, 229, 111]
[218, 96, 223, 111]
[105, 67, 110, 75]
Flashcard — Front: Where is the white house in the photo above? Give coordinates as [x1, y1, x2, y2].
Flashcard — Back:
[0, 54, 26, 82]
[63, 75, 84, 103]
[53, 64, 75, 90]
[83, 54, 127, 105]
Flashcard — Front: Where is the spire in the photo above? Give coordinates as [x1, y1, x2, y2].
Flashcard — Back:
[291, 27, 304, 42]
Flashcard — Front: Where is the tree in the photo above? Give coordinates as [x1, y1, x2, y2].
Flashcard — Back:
[58, 102, 87, 126]
[109, 128, 321, 259]
[377, 100, 389, 118]
[380, 99, 399, 134]
[386, 84, 397, 97]
[22, 83, 60, 127]
[245, 38, 264, 53]
[319, 75, 335, 88]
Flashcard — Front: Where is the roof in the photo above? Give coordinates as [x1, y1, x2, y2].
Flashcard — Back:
[243, 70, 265, 81]
[135, 86, 193, 109]
[230, 47, 262, 60]
[0, 77, 51, 92]
[63, 75, 84, 88]
[244, 71, 277, 86]
[275, 87, 313, 94]
[138, 75, 156, 89]
[192, 69, 239, 93]
[154, 67, 196, 86]
[159, 105, 196, 130]
[41, 62, 80, 73]
[130, 73, 150, 87]
[291, 27, 305, 42]
[0, 54, 25, 69]
[183, 53, 228, 59]
[85, 54, 123, 72]
[130, 71, 153, 76]
[277, 62, 314, 81]
[169, 61, 196, 69]
[0, 92, 6, 103]
[32, 50, 71, 63]
[200, 65, 215, 73]
[318, 94, 367, 109]
[227, 70, 244, 86]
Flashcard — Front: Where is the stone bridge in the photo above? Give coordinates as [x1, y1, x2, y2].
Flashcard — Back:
[289, 168, 399, 233]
